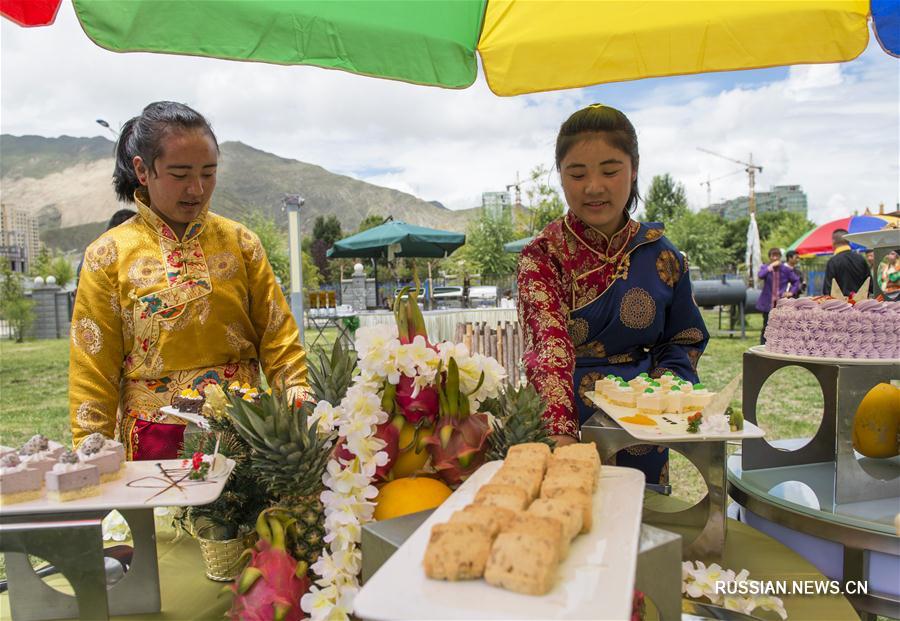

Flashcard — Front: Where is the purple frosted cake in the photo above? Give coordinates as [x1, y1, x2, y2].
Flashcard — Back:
[0, 453, 44, 505]
[45, 450, 100, 502]
[18, 434, 64, 475]
[77, 433, 126, 482]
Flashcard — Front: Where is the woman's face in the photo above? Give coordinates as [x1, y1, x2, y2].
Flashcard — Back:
[560, 133, 635, 235]
[133, 129, 218, 234]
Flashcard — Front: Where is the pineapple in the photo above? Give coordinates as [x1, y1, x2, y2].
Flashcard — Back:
[307, 338, 357, 405]
[227, 340, 357, 568]
[486, 382, 554, 461]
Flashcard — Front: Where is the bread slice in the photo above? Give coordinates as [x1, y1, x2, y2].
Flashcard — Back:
[507, 442, 552, 460]
[473, 483, 529, 512]
[484, 531, 559, 595]
[539, 487, 593, 533]
[506, 513, 567, 559]
[545, 458, 597, 491]
[552, 442, 601, 476]
[527, 497, 583, 542]
[423, 522, 493, 580]
[490, 465, 543, 500]
[449, 504, 517, 538]
[540, 473, 592, 497]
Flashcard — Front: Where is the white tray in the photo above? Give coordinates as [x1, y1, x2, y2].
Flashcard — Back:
[0, 458, 234, 516]
[159, 405, 212, 429]
[843, 228, 900, 251]
[354, 461, 644, 621]
[585, 392, 765, 443]
[748, 345, 898, 366]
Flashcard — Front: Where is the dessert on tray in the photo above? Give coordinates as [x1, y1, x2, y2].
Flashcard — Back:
[424, 441, 602, 596]
[77, 432, 126, 482]
[0, 452, 44, 505]
[18, 434, 65, 475]
[45, 450, 101, 502]
[593, 375, 716, 416]
[172, 388, 205, 413]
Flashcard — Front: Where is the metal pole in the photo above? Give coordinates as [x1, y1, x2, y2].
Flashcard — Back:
[284, 194, 305, 344]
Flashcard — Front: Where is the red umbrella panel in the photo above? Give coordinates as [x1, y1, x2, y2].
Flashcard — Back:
[789, 215, 899, 255]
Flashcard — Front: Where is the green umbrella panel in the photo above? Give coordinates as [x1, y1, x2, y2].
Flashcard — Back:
[503, 236, 534, 253]
[326, 220, 465, 259]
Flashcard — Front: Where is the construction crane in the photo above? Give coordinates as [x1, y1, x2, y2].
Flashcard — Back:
[506, 171, 522, 208]
[699, 169, 745, 208]
[697, 148, 764, 215]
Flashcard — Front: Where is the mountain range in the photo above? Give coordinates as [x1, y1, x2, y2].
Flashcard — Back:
[0, 135, 482, 253]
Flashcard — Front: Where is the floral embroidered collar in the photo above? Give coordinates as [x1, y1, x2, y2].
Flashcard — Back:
[134, 189, 208, 243]
[564, 211, 641, 257]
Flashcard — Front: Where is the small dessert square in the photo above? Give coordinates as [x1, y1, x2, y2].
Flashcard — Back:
[172, 388, 205, 413]
[473, 483, 529, 512]
[45, 450, 100, 502]
[528, 497, 583, 543]
[540, 473, 592, 497]
[636, 388, 666, 415]
[18, 434, 64, 476]
[553, 442, 601, 475]
[607, 383, 637, 407]
[448, 504, 516, 538]
[423, 522, 493, 580]
[490, 465, 543, 500]
[684, 384, 714, 410]
[545, 458, 597, 491]
[539, 487, 593, 533]
[503, 451, 548, 476]
[507, 513, 567, 559]
[664, 386, 685, 413]
[77, 433, 125, 482]
[0, 445, 16, 459]
[0, 453, 44, 505]
[484, 531, 559, 595]
[506, 442, 551, 460]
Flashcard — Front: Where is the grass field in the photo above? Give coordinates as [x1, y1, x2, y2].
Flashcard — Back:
[0, 312, 826, 505]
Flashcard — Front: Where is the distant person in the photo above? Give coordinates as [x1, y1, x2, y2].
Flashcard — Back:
[880, 249, 900, 300]
[866, 250, 875, 269]
[500, 289, 515, 308]
[785, 250, 806, 297]
[823, 229, 869, 297]
[756, 247, 800, 345]
[75, 209, 137, 289]
[69, 101, 308, 460]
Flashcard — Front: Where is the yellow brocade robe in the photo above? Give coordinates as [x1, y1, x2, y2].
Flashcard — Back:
[69, 195, 308, 451]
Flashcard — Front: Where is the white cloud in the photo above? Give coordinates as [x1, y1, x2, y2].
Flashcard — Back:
[2, 2, 897, 223]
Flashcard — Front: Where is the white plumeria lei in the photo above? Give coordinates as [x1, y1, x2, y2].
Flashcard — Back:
[300, 326, 506, 620]
[683, 561, 788, 620]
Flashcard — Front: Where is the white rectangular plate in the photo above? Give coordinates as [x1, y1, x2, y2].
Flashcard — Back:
[585, 392, 765, 443]
[159, 405, 212, 429]
[0, 458, 234, 516]
[354, 461, 644, 621]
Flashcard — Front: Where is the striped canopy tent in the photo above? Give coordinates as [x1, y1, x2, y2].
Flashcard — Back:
[788, 214, 900, 256]
[2, 0, 897, 95]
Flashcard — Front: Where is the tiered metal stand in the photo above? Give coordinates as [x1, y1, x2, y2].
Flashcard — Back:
[361, 510, 684, 621]
[731, 348, 900, 619]
[0, 509, 161, 621]
[581, 412, 727, 561]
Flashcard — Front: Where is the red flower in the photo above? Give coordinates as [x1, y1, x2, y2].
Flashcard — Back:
[191, 452, 204, 470]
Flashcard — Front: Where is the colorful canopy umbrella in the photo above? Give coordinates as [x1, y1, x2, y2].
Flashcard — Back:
[326, 220, 465, 259]
[3, 0, 895, 96]
[788, 214, 899, 256]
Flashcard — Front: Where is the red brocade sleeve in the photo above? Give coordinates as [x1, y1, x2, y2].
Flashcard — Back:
[517, 240, 579, 438]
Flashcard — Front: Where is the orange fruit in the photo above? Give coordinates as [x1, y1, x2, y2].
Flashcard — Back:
[852, 383, 900, 459]
[374, 477, 452, 521]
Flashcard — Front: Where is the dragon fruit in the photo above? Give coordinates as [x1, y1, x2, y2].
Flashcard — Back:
[394, 374, 439, 425]
[425, 357, 492, 487]
[394, 286, 429, 345]
[228, 509, 310, 621]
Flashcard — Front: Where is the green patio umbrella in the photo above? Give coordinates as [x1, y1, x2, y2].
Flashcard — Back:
[327, 220, 465, 259]
[503, 236, 534, 253]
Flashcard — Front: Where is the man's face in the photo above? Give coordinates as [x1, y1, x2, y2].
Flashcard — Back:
[769, 251, 782, 263]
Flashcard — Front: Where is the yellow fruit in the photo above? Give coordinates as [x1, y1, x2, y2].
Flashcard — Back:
[374, 477, 452, 521]
[852, 383, 900, 459]
[389, 423, 432, 479]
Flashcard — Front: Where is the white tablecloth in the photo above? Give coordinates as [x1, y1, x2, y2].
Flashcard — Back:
[356, 308, 518, 343]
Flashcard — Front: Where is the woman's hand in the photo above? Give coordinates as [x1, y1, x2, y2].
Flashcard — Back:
[551, 434, 578, 447]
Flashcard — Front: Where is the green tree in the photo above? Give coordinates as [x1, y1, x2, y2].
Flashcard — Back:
[666, 211, 730, 275]
[29, 246, 52, 278]
[524, 165, 565, 235]
[357, 214, 387, 233]
[0, 265, 34, 342]
[245, 211, 320, 293]
[642, 174, 689, 223]
[312, 215, 343, 246]
[49, 256, 75, 288]
[760, 211, 815, 254]
[462, 208, 517, 278]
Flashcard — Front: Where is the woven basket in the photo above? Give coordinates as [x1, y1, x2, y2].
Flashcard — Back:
[196, 528, 257, 581]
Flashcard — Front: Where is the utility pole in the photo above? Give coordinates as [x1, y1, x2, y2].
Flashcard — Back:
[697, 148, 764, 216]
[283, 194, 305, 344]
